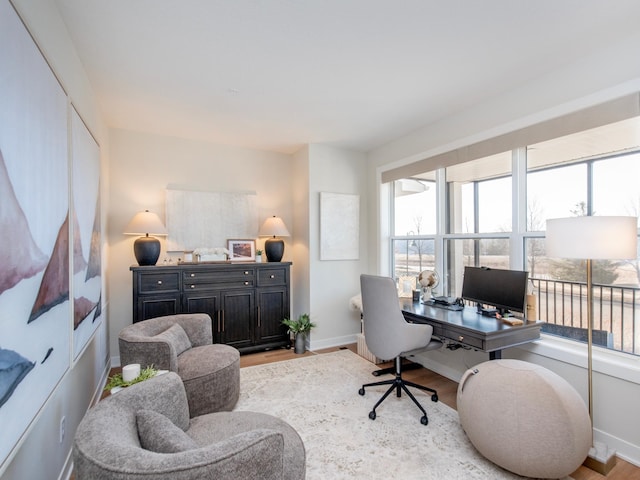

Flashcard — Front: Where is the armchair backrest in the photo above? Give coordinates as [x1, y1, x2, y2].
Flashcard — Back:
[119, 314, 213, 371]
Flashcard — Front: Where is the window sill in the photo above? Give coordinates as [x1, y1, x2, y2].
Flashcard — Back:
[517, 334, 640, 384]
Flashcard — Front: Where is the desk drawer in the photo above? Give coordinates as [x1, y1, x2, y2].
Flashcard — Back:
[445, 326, 484, 350]
[138, 272, 180, 293]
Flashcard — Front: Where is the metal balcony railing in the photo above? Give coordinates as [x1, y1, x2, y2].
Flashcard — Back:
[529, 277, 640, 356]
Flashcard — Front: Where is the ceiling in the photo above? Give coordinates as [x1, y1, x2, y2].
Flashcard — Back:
[54, 0, 640, 154]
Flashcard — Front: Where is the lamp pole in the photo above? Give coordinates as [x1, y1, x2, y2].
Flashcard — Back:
[586, 258, 593, 427]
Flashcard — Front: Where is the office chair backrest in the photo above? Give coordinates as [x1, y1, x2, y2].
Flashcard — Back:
[360, 274, 415, 360]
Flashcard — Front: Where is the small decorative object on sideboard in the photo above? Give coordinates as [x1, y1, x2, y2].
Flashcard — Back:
[282, 314, 316, 354]
[255, 249, 263, 263]
[192, 247, 229, 262]
[227, 239, 256, 262]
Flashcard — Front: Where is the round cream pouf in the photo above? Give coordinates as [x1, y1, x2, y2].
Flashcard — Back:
[457, 359, 591, 479]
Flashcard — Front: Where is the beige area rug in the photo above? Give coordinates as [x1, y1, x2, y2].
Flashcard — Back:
[235, 349, 570, 480]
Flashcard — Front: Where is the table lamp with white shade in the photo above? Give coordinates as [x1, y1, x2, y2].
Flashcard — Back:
[124, 210, 168, 266]
[546, 215, 637, 473]
[259, 216, 290, 262]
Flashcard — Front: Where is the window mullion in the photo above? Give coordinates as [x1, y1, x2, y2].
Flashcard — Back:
[511, 147, 527, 269]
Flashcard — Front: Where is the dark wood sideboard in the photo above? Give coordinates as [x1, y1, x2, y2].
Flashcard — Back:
[131, 262, 291, 354]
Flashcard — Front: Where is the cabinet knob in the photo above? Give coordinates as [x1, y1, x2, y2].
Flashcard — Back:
[270, 274, 275, 279]
[190, 273, 195, 277]
[244, 281, 249, 285]
[157, 280, 162, 285]
[458, 335, 464, 342]
[244, 271, 249, 275]
[190, 285, 195, 289]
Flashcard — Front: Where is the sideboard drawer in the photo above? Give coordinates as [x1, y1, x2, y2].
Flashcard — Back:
[183, 268, 255, 289]
[138, 272, 180, 293]
[257, 267, 288, 286]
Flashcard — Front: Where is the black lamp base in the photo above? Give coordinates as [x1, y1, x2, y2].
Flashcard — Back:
[265, 238, 284, 262]
[133, 235, 161, 266]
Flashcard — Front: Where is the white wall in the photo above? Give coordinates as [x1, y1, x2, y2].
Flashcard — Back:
[107, 137, 369, 355]
[2, 1, 110, 479]
[107, 129, 294, 361]
[366, 30, 640, 465]
[306, 144, 367, 349]
[291, 145, 311, 320]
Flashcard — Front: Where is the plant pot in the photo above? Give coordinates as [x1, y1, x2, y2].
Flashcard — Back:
[294, 333, 306, 354]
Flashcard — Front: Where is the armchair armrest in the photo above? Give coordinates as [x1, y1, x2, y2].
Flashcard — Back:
[75, 428, 285, 480]
[184, 429, 285, 479]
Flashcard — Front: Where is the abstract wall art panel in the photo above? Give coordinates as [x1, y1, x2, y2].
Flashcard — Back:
[0, 0, 70, 469]
[320, 192, 360, 260]
[166, 188, 258, 252]
[71, 107, 102, 358]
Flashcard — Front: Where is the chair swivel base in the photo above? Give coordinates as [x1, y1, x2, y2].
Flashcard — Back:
[372, 359, 421, 377]
[359, 357, 438, 425]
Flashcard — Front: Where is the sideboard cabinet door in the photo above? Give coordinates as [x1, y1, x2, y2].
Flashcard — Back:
[132, 268, 181, 323]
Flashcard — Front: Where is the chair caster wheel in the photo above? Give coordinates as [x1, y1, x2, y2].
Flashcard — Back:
[431, 394, 438, 402]
[421, 415, 428, 425]
[369, 411, 376, 420]
[358, 388, 365, 396]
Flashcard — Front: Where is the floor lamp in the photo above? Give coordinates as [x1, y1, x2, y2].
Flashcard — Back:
[546, 215, 637, 473]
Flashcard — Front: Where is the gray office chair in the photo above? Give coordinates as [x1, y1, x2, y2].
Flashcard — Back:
[358, 274, 442, 425]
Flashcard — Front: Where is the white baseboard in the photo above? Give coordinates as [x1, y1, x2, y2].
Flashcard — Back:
[594, 428, 640, 468]
[309, 333, 358, 351]
[57, 449, 73, 480]
[111, 356, 120, 368]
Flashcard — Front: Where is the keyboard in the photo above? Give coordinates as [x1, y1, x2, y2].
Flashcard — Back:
[432, 296, 458, 306]
[424, 299, 463, 311]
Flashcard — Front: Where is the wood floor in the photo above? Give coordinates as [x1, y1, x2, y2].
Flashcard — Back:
[241, 344, 640, 480]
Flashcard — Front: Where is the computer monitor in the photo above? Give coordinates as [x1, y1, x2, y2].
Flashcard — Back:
[461, 266, 529, 316]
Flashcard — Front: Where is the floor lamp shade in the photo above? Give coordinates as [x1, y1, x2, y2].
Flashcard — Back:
[259, 216, 290, 262]
[546, 216, 637, 260]
[124, 210, 168, 266]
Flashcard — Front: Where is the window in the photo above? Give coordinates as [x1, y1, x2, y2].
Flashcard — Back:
[446, 152, 512, 234]
[391, 174, 436, 290]
[389, 116, 640, 356]
[393, 176, 436, 236]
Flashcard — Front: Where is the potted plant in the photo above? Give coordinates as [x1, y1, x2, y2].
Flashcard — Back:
[255, 249, 263, 263]
[282, 314, 316, 354]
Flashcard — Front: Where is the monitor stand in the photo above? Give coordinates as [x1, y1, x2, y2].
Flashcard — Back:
[477, 303, 498, 317]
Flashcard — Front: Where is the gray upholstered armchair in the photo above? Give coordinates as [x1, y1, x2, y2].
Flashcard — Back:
[119, 313, 239, 417]
[73, 372, 306, 480]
